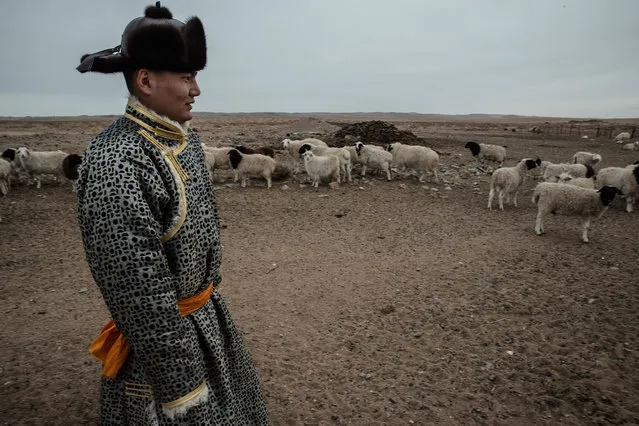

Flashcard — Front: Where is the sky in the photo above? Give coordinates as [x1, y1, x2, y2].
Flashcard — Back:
[0, 0, 637, 118]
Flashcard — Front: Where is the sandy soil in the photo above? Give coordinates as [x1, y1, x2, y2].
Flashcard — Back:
[0, 115, 638, 425]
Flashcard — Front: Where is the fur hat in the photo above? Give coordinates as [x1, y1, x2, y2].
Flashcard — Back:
[77, 2, 206, 74]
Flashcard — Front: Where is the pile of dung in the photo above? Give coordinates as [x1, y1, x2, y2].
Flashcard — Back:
[332, 120, 422, 146]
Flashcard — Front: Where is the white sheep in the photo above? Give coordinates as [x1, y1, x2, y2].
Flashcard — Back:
[557, 172, 595, 189]
[386, 142, 439, 183]
[622, 141, 639, 151]
[203, 150, 216, 180]
[0, 158, 11, 195]
[487, 158, 538, 210]
[200, 144, 233, 170]
[595, 165, 639, 212]
[615, 132, 631, 143]
[298, 143, 352, 183]
[281, 138, 328, 173]
[14, 147, 70, 189]
[542, 162, 595, 183]
[572, 151, 602, 167]
[464, 142, 507, 167]
[532, 182, 622, 243]
[355, 142, 393, 181]
[227, 149, 276, 189]
[302, 150, 340, 188]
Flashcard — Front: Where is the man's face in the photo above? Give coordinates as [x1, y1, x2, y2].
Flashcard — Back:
[144, 71, 201, 124]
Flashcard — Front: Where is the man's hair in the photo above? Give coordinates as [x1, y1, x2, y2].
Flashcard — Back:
[123, 69, 136, 95]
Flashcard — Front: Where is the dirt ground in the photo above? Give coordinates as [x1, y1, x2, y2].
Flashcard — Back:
[1, 115, 638, 425]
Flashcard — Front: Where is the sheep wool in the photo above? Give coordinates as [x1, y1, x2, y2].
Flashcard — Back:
[302, 150, 340, 187]
[532, 182, 621, 243]
[387, 142, 439, 183]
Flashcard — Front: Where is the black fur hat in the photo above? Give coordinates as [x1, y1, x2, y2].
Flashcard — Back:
[77, 2, 206, 74]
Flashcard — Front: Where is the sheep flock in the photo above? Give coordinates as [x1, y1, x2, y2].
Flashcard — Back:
[1, 124, 638, 244]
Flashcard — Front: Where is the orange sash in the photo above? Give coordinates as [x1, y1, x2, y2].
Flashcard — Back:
[89, 283, 214, 379]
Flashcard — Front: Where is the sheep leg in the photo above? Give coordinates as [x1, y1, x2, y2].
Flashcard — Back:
[35, 176, 41, 189]
[581, 217, 591, 243]
[487, 188, 495, 209]
[535, 210, 545, 235]
[626, 196, 635, 213]
[432, 168, 439, 183]
[361, 165, 367, 177]
[513, 190, 518, 207]
[241, 177, 247, 188]
[498, 190, 505, 211]
[385, 165, 392, 181]
[418, 173, 425, 183]
[233, 170, 239, 183]
[347, 163, 352, 183]
[266, 176, 272, 189]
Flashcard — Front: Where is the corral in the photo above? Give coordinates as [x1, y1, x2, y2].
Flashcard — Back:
[1, 114, 638, 425]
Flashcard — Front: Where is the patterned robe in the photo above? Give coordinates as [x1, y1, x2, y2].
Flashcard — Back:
[77, 99, 269, 425]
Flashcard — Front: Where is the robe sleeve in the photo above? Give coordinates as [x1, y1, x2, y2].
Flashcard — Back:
[77, 148, 206, 406]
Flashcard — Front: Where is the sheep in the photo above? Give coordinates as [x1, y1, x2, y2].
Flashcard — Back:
[542, 162, 595, 183]
[615, 132, 631, 143]
[281, 138, 328, 173]
[62, 154, 83, 193]
[595, 165, 639, 213]
[0, 158, 11, 195]
[344, 143, 384, 167]
[298, 143, 352, 183]
[203, 150, 216, 180]
[227, 149, 276, 189]
[386, 142, 439, 183]
[200, 144, 233, 170]
[464, 142, 507, 168]
[557, 172, 595, 189]
[572, 151, 602, 167]
[487, 158, 538, 210]
[14, 147, 70, 189]
[234, 144, 275, 158]
[301, 150, 340, 188]
[532, 182, 622, 243]
[622, 141, 639, 151]
[355, 142, 393, 181]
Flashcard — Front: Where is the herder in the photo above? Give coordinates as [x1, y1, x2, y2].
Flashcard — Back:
[75, 3, 269, 424]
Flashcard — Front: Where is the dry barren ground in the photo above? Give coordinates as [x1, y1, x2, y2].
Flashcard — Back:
[0, 115, 638, 425]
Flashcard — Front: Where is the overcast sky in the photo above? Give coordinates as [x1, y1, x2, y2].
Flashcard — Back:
[0, 0, 637, 118]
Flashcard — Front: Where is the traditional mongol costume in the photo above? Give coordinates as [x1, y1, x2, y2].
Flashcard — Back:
[76, 3, 269, 424]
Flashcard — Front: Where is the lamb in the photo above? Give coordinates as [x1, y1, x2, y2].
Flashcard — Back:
[487, 158, 538, 210]
[301, 150, 340, 188]
[298, 143, 352, 182]
[281, 138, 328, 173]
[622, 141, 639, 151]
[234, 144, 275, 158]
[542, 162, 595, 183]
[557, 172, 595, 189]
[595, 165, 639, 212]
[386, 142, 439, 183]
[355, 142, 393, 181]
[464, 142, 507, 167]
[615, 132, 631, 143]
[227, 149, 276, 189]
[532, 182, 622, 243]
[572, 151, 602, 167]
[14, 147, 70, 189]
[0, 158, 11, 195]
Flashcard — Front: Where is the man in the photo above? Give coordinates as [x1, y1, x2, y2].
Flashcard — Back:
[75, 3, 269, 424]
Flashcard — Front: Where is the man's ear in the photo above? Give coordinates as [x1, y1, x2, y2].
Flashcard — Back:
[135, 69, 153, 96]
